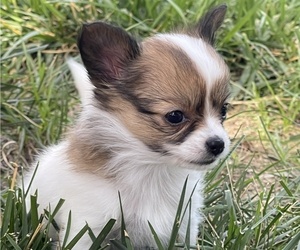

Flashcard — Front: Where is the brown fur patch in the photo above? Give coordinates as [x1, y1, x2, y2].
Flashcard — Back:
[209, 75, 230, 118]
[107, 38, 210, 150]
[66, 129, 112, 176]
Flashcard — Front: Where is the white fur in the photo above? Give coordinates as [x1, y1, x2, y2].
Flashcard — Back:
[66, 58, 94, 106]
[25, 105, 204, 248]
[156, 34, 226, 89]
[165, 116, 230, 167]
[24, 33, 229, 249]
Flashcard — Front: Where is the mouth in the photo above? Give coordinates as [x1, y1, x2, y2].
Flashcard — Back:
[190, 158, 216, 165]
[159, 147, 222, 167]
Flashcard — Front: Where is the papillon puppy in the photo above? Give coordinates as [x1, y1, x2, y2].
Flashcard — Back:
[24, 5, 230, 249]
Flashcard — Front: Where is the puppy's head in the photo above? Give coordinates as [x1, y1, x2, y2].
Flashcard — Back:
[78, 5, 230, 170]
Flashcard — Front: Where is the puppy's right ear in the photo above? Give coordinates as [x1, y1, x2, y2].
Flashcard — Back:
[78, 22, 140, 88]
[197, 4, 227, 45]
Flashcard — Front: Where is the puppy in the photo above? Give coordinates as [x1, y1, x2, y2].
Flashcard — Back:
[24, 5, 230, 249]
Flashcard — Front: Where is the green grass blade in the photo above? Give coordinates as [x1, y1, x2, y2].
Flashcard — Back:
[64, 223, 89, 249]
[5, 234, 23, 250]
[62, 211, 72, 248]
[166, 0, 187, 24]
[124, 230, 134, 250]
[88, 226, 97, 243]
[147, 221, 165, 250]
[184, 201, 191, 249]
[24, 162, 40, 198]
[224, 189, 236, 244]
[279, 180, 294, 199]
[30, 194, 39, 231]
[89, 219, 116, 250]
[0, 189, 15, 237]
[2, 30, 41, 59]
[167, 177, 188, 249]
[109, 239, 128, 249]
[251, 208, 277, 230]
[0, 44, 49, 62]
[282, 230, 300, 250]
[260, 203, 292, 240]
[259, 116, 283, 161]
[39, 240, 52, 250]
[47, 198, 65, 221]
[118, 191, 128, 246]
[263, 184, 274, 215]
[223, 1, 263, 43]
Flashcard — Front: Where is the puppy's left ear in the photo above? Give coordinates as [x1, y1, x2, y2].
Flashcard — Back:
[197, 4, 227, 45]
[78, 22, 140, 88]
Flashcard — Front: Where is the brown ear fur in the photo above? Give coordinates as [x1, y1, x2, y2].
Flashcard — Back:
[197, 4, 227, 45]
[78, 22, 140, 88]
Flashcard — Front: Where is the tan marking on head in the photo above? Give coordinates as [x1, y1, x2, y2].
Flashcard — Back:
[106, 38, 209, 150]
[138, 38, 206, 107]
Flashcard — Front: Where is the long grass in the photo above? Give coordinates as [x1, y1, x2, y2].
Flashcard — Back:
[1, 0, 299, 249]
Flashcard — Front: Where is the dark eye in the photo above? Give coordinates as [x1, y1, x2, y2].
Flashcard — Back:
[165, 110, 185, 125]
[221, 103, 228, 120]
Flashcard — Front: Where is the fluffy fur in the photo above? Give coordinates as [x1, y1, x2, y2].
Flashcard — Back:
[24, 5, 230, 249]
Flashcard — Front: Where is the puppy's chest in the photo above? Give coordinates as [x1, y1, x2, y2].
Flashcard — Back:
[121, 180, 181, 215]
[118, 175, 200, 230]
[113, 178, 200, 248]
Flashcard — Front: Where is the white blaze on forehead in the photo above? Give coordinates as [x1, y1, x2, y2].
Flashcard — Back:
[155, 34, 227, 88]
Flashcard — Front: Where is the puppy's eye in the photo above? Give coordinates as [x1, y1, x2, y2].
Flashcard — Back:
[165, 110, 185, 125]
[221, 103, 228, 120]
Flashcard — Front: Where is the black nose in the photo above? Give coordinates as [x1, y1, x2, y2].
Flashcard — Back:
[205, 137, 224, 156]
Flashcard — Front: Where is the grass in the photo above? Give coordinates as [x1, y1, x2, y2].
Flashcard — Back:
[1, 0, 299, 249]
